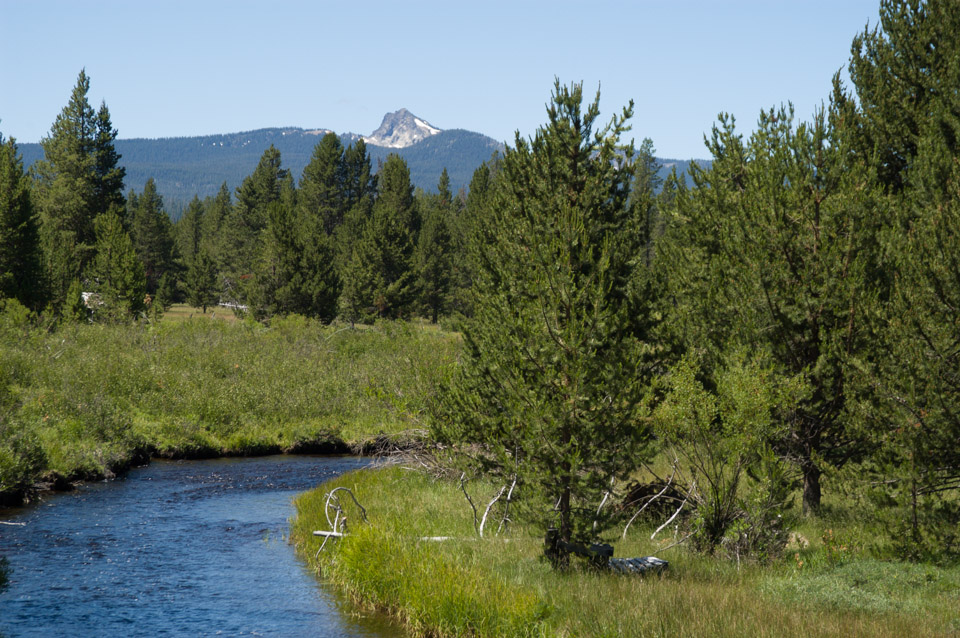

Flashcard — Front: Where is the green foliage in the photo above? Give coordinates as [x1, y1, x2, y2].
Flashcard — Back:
[129, 178, 177, 294]
[185, 249, 218, 312]
[299, 132, 346, 234]
[89, 211, 146, 320]
[0, 132, 45, 309]
[0, 317, 458, 502]
[32, 70, 126, 309]
[221, 146, 287, 300]
[434, 82, 663, 562]
[175, 195, 204, 271]
[253, 200, 340, 322]
[838, 0, 960, 193]
[661, 106, 887, 514]
[340, 154, 419, 321]
[414, 168, 455, 322]
[653, 355, 805, 558]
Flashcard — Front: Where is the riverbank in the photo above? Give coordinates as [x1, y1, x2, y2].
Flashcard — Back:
[0, 312, 458, 506]
[292, 465, 960, 638]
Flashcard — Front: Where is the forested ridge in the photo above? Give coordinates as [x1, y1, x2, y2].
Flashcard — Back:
[18, 127, 508, 214]
[1, 0, 958, 569]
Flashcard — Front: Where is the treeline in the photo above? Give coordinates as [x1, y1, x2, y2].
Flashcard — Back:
[15, 126, 505, 212]
[431, 1, 960, 565]
[0, 70, 489, 325]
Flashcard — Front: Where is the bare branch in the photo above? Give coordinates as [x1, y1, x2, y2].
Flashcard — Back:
[622, 468, 677, 540]
[497, 476, 518, 535]
[459, 472, 480, 535]
[652, 481, 692, 540]
[479, 485, 508, 537]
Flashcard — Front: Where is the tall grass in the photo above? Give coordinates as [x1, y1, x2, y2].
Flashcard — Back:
[292, 465, 960, 638]
[0, 309, 458, 503]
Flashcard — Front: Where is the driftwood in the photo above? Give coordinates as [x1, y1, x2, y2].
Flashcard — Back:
[315, 487, 369, 556]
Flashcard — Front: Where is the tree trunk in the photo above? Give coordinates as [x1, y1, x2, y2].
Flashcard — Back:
[802, 463, 821, 516]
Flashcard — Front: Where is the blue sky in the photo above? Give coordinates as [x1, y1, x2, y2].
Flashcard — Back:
[1, 0, 880, 159]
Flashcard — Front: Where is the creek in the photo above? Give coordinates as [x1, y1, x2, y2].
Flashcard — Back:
[0, 455, 402, 637]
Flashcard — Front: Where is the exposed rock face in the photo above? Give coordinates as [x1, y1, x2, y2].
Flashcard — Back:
[363, 108, 442, 148]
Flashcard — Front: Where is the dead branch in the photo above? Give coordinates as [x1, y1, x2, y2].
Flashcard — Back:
[593, 477, 615, 532]
[652, 481, 692, 541]
[459, 472, 480, 535]
[623, 464, 678, 540]
[324, 486, 369, 531]
[496, 476, 518, 535]
[479, 485, 507, 538]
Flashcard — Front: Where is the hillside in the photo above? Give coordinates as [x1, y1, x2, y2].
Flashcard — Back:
[17, 122, 704, 216]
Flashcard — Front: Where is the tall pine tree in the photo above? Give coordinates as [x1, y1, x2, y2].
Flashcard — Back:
[340, 154, 418, 321]
[129, 178, 177, 295]
[32, 70, 125, 308]
[432, 82, 662, 563]
[0, 132, 45, 309]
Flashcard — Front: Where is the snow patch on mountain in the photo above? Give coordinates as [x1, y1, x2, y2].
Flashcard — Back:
[364, 108, 442, 148]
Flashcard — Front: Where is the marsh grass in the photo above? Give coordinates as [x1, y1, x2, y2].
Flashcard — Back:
[292, 465, 960, 638]
[0, 314, 458, 502]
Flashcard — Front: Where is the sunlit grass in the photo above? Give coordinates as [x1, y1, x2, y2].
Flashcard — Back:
[292, 465, 960, 638]
[0, 314, 458, 501]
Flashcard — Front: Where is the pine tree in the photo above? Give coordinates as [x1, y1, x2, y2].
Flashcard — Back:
[299, 133, 345, 234]
[129, 178, 176, 295]
[340, 154, 419, 321]
[335, 140, 377, 279]
[202, 182, 232, 294]
[221, 147, 286, 305]
[447, 159, 498, 316]
[32, 70, 125, 307]
[432, 82, 662, 563]
[0, 132, 45, 309]
[185, 248, 218, 313]
[341, 139, 377, 213]
[837, 0, 960, 193]
[176, 195, 205, 270]
[92, 102, 126, 218]
[415, 169, 454, 322]
[631, 138, 662, 268]
[661, 106, 887, 514]
[89, 211, 146, 320]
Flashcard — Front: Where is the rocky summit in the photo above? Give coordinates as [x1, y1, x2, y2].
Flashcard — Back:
[363, 108, 442, 148]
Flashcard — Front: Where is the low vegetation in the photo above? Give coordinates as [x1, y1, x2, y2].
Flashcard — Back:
[292, 464, 960, 638]
[0, 306, 457, 504]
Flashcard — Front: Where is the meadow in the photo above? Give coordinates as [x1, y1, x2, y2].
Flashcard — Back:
[292, 464, 960, 638]
[0, 303, 458, 504]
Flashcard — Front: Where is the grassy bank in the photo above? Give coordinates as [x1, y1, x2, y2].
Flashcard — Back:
[0, 308, 458, 504]
[292, 465, 960, 638]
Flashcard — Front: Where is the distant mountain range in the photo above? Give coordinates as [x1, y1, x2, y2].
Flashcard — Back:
[17, 109, 703, 217]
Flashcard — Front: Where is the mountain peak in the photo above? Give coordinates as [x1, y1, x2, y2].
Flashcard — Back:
[364, 108, 442, 148]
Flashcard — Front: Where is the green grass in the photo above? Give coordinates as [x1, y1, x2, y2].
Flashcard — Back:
[0, 310, 459, 503]
[292, 465, 960, 638]
[159, 303, 242, 323]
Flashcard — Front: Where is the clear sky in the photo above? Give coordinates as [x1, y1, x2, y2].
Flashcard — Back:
[1, 0, 880, 159]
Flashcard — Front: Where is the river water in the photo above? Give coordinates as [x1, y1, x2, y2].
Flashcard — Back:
[0, 456, 403, 637]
